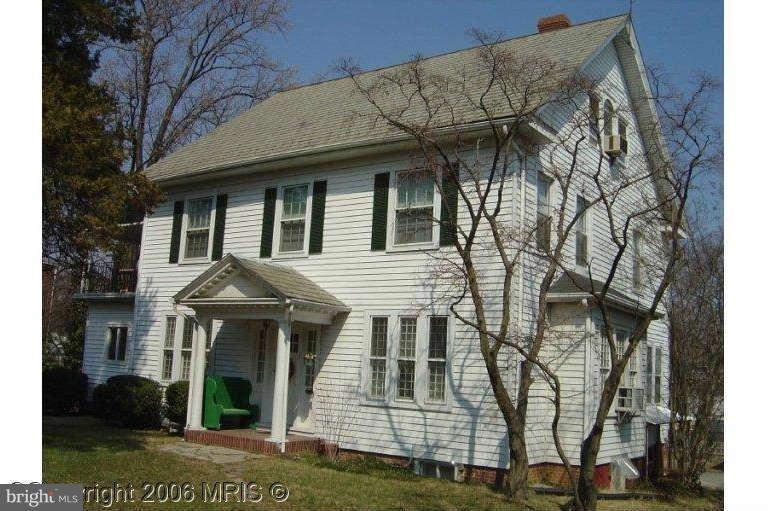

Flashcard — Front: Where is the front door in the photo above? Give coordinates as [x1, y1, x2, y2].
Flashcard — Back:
[286, 324, 318, 433]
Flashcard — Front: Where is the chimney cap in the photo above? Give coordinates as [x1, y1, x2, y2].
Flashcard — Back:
[537, 14, 572, 33]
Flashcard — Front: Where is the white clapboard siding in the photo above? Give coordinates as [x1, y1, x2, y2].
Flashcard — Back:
[82, 302, 134, 392]
[80, 37, 670, 471]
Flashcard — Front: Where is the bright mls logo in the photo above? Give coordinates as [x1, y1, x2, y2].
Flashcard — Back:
[1, 484, 82, 510]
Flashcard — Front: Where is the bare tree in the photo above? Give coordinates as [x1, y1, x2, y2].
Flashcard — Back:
[99, 0, 294, 172]
[667, 226, 723, 489]
[340, 30, 720, 509]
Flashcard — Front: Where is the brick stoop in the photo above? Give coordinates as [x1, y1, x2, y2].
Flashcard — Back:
[184, 429, 322, 455]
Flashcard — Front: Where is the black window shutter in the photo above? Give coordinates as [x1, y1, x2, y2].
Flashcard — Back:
[168, 200, 185, 263]
[260, 188, 277, 258]
[309, 180, 327, 254]
[211, 194, 228, 260]
[107, 327, 117, 360]
[439, 166, 459, 246]
[370, 172, 390, 251]
[117, 327, 128, 361]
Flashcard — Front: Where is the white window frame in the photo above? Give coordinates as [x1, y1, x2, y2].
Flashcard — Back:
[395, 316, 418, 402]
[632, 229, 643, 292]
[271, 181, 313, 258]
[161, 316, 177, 380]
[536, 172, 553, 252]
[104, 324, 129, 364]
[360, 309, 453, 411]
[180, 195, 218, 263]
[386, 169, 441, 252]
[574, 195, 590, 269]
[178, 316, 196, 381]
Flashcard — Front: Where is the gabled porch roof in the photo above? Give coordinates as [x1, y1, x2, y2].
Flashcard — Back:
[173, 254, 349, 323]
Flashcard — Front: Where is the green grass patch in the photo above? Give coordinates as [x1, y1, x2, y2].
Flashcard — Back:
[43, 416, 721, 511]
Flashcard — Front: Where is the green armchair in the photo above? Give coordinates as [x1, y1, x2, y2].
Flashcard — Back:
[203, 376, 260, 430]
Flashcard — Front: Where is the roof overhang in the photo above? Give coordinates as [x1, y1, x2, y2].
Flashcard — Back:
[546, 292, 663, 319]
[72, 292, 135, 304]
[173, 254, 349, 324]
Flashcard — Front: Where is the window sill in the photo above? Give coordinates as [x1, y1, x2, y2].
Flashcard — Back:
[386, 243, 439, 254]
[359, 397, 452, 414]
[271, 251, 309, 261]
[104, 359, 128, 365]
[178, 258, 212, 266]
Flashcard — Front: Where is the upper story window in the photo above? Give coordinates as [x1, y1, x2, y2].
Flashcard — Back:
[618, 117, 628, 155]
[574, 195, 588, 267]
[394, 170, 435, 246]
[588, 93, 600, 142]
[184, 197, 214, 260]
[106, 326, 128, 362]
[536, 172, 552, 251]
[279, 184, 309, 253]
[632, 229, 643, 290]
[603, 99, 615, 137]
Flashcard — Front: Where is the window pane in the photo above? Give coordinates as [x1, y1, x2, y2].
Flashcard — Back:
[187, 197, 213, 229]
[180, 351, 191, 380]
[182, 318, 194, 349]
[185, 229, 209, 258]
[397, 360, 415, 399]
[256, 328, 266, 384]
[279, 220, 305, 252]
[369, 359, 386, 398]
[162, 350, 174, 380]
[282, 185, 308, 220]
[428, 361, 446, 401]
[646, 346, 653, 402]
[399, 318, 417, 358]
[397, 171, 433, 209]
[618, 388, 632, 408]
[600, 331, 610, 370]
[107, 327, 117, 360]
[395, 208, 432, 244]
[290, 333, 299, 353]
[370, 317, 388, 357]
[429, 317, 447, 359]
[536, 213, 551, 251]
[164, 317, 176, 348]
[117, 327, 128, 361]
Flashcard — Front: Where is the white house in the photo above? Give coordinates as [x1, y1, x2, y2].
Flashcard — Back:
[76, 13, 672, 488]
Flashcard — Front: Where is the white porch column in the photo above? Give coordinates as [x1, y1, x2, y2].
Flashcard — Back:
[269, 317, 292, 449]
[185, 315, 210, 430]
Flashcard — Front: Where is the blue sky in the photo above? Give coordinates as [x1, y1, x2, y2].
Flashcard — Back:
[264, 0, 723, 227]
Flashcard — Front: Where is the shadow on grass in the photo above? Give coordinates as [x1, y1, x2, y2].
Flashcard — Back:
[298, 453, 419, 481]
[43, 415, 155, 454]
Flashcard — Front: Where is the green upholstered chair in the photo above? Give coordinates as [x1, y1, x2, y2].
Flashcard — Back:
[202, 376, 260, 430]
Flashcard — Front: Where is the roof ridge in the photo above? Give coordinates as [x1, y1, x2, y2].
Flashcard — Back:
[270, 13, 629, 97]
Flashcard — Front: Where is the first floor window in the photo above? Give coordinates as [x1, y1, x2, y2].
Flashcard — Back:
[654, 348, 663, 405]
[162, 317, 176, 379]
[255, 324, 267, 384]
[428, 317, 448, 402]
[279, 184, 308, 252]
[184, 197, 213, 259]
[369, 317, 388, 398]
[394, 170, 434, 245]
[180, 317, 195, 380]
[290, 332, 299, 353]
[396, 317, 417, 400]
[107, 326, 128, 361]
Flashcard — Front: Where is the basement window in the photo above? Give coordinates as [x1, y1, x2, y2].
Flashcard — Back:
[414, 459, 460, 481]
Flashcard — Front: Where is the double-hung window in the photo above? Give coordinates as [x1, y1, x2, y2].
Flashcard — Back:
[184, 197, 214, 259]
[365, 313, 451, 406]
[536, 173, 552, 251]
[575, 195, 588, 266]
[394, 170, 435, 245]
[162, 317, 176, 379]
[588, 93, 600, 142]
[654, 348, 663, 405]
[632, 230, 643, 291]
[427, 317, 448, 402]
[279, 184, 308, 252]
[106, 326, 128, 362]
[180, 317, 194, 380]
[368, 317, 388, 399]
[396, 317, 417, 400]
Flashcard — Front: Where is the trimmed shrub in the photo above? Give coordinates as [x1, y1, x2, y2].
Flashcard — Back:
[164, 380, 189, 426]
[93, 375, 163, 428]
[42, 367, 88, 415]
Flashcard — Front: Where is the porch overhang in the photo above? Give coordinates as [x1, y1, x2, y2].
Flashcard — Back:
[173, 253, 349, 324]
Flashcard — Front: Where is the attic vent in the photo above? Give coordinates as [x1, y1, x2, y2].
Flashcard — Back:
[537, 14, 572, 33]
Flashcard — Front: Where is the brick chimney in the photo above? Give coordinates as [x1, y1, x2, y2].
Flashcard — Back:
[537, 14, 572, 33]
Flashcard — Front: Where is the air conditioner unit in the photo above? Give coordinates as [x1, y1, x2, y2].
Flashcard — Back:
[602, 134, 623, 157]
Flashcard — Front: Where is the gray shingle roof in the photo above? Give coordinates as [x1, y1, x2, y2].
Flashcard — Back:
[548, 271, 659, 317]
[146, 15, 627, 182]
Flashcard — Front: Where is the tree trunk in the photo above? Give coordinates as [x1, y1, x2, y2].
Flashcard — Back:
[506, 424, 529, 500]
[575, 431, 602, 511]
